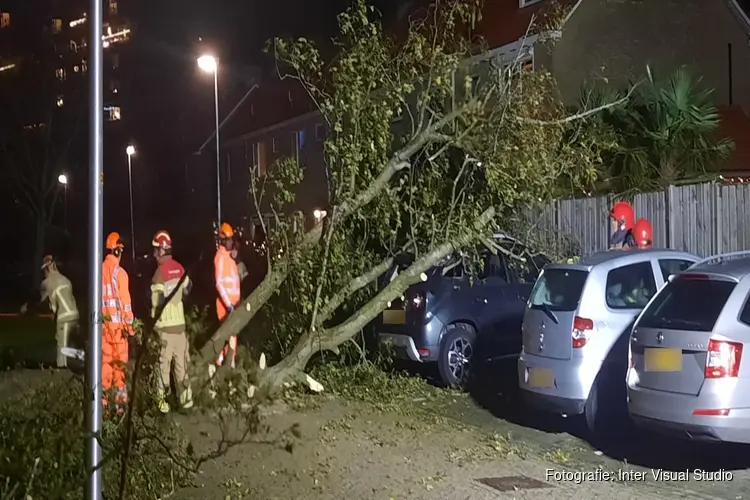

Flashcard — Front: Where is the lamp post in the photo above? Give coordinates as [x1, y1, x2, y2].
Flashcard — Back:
[197, 54, 221, 224]
[57, 173, 68, 230]
[126, 145, 136, 262]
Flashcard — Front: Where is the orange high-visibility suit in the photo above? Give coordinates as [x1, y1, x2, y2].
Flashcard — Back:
[214, 244, 240, 367]
[102, 249, 134, 406]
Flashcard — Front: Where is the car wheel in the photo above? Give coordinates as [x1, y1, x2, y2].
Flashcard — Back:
[438, 325, 476, 389]
[584, 376, 600, 433]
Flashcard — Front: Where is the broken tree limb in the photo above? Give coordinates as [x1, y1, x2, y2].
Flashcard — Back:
[256, 207, 496, 396]
[316, 255, 395, 325]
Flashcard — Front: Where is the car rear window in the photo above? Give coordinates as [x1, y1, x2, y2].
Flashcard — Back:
[529, 268, 589, 312]
[637, 277, 737, 332]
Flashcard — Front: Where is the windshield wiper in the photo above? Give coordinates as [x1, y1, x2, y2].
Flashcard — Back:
[534, 302, 559, 324]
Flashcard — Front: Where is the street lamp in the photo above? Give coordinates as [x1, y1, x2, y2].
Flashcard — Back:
[197, 54, 221, 225]
[126, 145, 136, 261]
[58, 174, 68, 230]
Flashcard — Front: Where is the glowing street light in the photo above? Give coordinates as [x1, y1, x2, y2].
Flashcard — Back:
[197, 54, 222, 225]
[58, 173, 68, 229]
[125, 145, 136, 261]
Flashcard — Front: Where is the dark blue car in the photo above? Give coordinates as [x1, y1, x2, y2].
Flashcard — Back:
[376, 234, 549, 388]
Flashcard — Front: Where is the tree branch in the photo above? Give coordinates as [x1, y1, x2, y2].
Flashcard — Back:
[521, 84, 638, 125]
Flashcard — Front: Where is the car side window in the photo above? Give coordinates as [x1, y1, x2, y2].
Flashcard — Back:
[506, 251, 539, 283]
[739, 295, 750, 326]
[481, 252, 507, 281]
[605, 261, 657, 309]
[658, 259, 694, 281]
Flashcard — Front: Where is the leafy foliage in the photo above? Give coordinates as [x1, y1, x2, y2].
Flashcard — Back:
[209, 0, 617, 391]
[0, 375, 195, 499]
[582, 68, 733, 194]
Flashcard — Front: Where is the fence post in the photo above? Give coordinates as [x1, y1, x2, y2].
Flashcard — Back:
[666, 184, 675, 249]
[715, 183, 723, 254]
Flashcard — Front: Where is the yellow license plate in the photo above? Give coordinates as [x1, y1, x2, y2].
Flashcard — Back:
[382, 310, 406, 325]
[644, 348, 682, 372]
[528, 368, 554, 388]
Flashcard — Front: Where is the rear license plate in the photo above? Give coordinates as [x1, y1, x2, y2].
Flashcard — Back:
[644, 348, 682, 372]
[382, 310, 406, 325]
[528, 368, 554, 388]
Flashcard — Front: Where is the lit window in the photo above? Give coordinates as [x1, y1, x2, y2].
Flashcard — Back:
[52, 18, 62, 34]
[105, 106, 121, 121]
[56, 96, 64, 107]
[55, 68, 66, 80]
[1, 12, 9, 28]
[109, 0, 118, 14]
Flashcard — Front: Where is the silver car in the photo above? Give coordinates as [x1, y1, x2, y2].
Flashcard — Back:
[518, 249, 699, 430]
[628, 251, 750, 444]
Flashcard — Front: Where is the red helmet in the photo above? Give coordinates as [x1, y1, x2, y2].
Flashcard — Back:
[610, 201, 635, 231]
[152, 230, 172, 250]
[633, 218, 653, 248]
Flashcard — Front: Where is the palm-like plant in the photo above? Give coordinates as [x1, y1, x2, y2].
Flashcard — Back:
[583, 68, 734, 194]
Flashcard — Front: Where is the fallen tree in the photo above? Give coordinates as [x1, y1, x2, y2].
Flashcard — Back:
[198, 0, 622, 394]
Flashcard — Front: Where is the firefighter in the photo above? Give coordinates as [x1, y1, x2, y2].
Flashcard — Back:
[214, 223, 241, 369]
[633, 218, 653, 249]
[20, 255, 79, 368]
[150, 230, 194, 413]
[609, 201, 636, 249]
[102, 232, 135, 411]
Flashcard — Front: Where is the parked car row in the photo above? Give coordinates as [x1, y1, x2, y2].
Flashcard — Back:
[520, 248, 750, 445]
[378, 241, 750, 446]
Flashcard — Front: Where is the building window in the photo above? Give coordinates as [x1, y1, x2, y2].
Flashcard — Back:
[109, 0, 118, 14]
[315, 123, 324, 141]
[111, 53, 119, 69]
[518, 0, 543, 7]
[52, 18, 62, 34]
[1, 12, 10, 28]
[272, 137, 277, 153]
[105, 106, 121, 121]
[55, 68, 66, 80]
[251, 141, 267, 176]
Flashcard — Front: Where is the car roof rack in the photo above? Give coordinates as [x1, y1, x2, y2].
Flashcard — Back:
[688, 250, 750, 269]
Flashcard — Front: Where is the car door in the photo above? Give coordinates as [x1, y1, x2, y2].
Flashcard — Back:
[602, 260, 660, 371]
[471, 250, 524, 357]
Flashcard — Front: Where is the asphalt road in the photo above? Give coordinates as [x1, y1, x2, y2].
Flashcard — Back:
[441, 358, 750, 499]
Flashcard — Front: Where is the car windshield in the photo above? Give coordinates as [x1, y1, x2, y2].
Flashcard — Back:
[637, 277, 737, 332]
[529, 268, 589, 312]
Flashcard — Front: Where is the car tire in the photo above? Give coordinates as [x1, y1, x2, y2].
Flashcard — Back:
[584, 375, 600, 434]
[438, 325, 476, 389]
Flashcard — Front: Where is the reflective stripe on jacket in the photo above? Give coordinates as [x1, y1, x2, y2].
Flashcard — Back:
[214, 247, 240, 309]
[151, 256, 189, 333]
[42, 270, 79, 322]
[102, 254, 134, 334]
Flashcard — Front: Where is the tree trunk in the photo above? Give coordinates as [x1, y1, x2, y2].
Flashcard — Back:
[255, 207, 495, 396]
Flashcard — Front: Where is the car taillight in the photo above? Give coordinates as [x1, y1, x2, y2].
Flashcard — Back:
[572, 316, 594, 348]
[705, 339, 743, 378]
